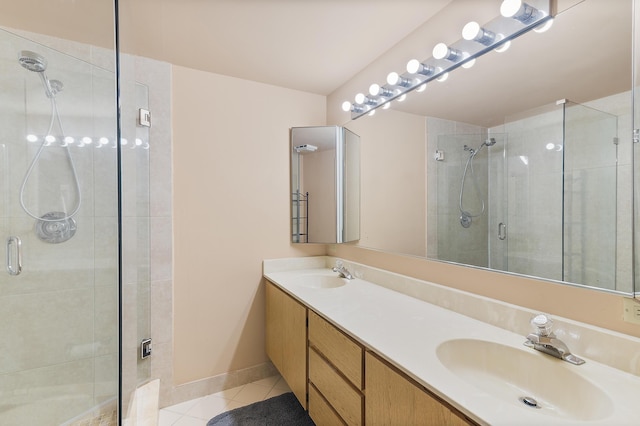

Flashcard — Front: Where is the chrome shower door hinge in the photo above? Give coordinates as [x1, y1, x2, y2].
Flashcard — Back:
[634, 129, 640, 144]
[138, 108, 151, 128]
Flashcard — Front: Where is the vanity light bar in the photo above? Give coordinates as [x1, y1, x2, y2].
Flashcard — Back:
[343, 0, 555, 119]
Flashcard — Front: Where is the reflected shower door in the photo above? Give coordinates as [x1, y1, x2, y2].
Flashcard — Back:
[563, 103, 618, 289]
[0, 30, 119, 424]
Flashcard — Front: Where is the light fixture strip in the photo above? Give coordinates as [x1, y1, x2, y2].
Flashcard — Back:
[349, 0, 554, 119]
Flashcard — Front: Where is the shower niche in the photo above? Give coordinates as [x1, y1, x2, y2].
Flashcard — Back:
[290, 126, 360, 244]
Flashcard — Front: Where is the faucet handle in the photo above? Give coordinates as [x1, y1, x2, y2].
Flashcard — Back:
[530, 313, 554, 336]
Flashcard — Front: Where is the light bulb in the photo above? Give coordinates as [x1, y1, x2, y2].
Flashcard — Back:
[462, 21, 496, 45]
[494, 35, 511, 53]
[432, 43, 449, 60]
[396, 94, 407, 102]
[432, 43, 463, 62]
[135, 138, 143, 146]
[501, 0, 540, 23]
[534, 18, 553, 33]
[82, 136, 92, 144]
[500, 0, 523, 18]
[64, 136, 75, 145]
[355, 93, 366, 104]
[416, 83, 427, 93]
[121, 138, 128, 146]
[26, 134, 38, 142]
[437, 72, 449, 82]
[462, 58, 476, 69]
[387, 72, 400, 86]
[342, 101, 352, 112]
[369, 84, 381, 96]
[462, 22, 481, 40]
[99, 137, 109, 146]
[45, 135, 56, 143]
[368, 109, 376, 117]
[382, 102, 391, 110]
[406, 59, 434, 76]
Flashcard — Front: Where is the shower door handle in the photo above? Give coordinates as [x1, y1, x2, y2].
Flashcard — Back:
[7, 236, 22, 276]
[498, 223, 507, 241]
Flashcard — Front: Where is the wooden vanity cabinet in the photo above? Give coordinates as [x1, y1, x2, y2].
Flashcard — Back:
[265, 281, 307, 408]
[365, 352, 474, 426]
[265, 279, 476, 425]
[308, 311, 364, 426]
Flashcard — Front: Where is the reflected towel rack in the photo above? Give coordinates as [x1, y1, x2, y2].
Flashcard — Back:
[292, 191, 308, 243]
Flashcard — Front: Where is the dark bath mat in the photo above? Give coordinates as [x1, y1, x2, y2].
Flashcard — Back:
[207, 392, 315, 426]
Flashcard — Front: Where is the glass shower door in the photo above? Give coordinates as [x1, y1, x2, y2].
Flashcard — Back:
[0, 31, 119, 425]
[563, 102, 618, 289]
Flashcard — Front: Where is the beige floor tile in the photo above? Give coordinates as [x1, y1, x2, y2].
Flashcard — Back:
[173, 414, 208, 426]
[265, 386, 289, 399]
[250, 375, 280, 389]
[210, 384, 244, 400]
[273, 376, 291, 391]
[230, 383, 272, 404]
[185, 395, 232, 421]
[163, 397, 204, 415]
[158, 409, 182, 426]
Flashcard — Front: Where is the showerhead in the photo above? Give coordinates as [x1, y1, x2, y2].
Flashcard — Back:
[294, 144, 318, 153]
[18, 50, 62, 98]
[484, 137, 497, 147]
[19, 50, 47, 73]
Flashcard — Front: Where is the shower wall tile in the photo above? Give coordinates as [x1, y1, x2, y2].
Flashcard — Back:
[617, 163, 634, 293]
[94, 284, 118, 358]
[134, 56, 173, 219]
[150, 216, 173, 282]
[94, 354, 118, 404]
[0, 358, 95, 426]
[121, 216, 150, 285]
[151, 279, 173, 345]
[0, 288, 95, 374]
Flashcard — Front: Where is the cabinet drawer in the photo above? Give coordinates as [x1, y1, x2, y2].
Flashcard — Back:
[309, 383, 346, 426]
[308, 310, 363, 389]
[309, 347, 362, 426]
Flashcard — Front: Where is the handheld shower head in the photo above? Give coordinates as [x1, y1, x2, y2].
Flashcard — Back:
[18, 50, 62, 98]
[19, 50, 47, 72]
[484, 137, 497, 147]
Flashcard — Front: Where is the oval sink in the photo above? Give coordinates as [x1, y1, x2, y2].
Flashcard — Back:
[436, 339, 614, 421]
[293, 274, 347, 289]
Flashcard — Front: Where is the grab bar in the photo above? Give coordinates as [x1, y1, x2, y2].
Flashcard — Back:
[7, 236, 22, 276]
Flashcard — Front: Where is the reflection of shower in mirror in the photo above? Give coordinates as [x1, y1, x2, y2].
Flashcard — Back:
[458, 138, 495, 228]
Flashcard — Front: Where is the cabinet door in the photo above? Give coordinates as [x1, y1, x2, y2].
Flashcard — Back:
[365, 352, 472, 426]
[265, 281, 307, 408]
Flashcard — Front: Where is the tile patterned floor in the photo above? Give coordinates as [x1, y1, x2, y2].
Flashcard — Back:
[159, 375, 291, 426]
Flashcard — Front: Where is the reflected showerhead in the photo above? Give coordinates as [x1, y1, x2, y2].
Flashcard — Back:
[19, 50, 47, 72]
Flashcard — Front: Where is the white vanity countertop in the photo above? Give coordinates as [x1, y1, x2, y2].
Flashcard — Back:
[264, 265, 640, 426]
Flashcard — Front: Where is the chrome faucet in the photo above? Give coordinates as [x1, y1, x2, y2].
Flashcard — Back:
[332, 261, 354, 280]
[524, 314, 585, 365]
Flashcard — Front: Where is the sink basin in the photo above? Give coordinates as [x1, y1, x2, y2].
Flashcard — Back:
[292, 274, 347, 289]
[436, 339, 613, 421]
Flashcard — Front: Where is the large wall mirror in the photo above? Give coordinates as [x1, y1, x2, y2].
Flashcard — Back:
[344, 0, 636, 296]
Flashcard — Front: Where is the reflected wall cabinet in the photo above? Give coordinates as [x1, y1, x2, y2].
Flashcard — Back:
[291, 126, 360, 244]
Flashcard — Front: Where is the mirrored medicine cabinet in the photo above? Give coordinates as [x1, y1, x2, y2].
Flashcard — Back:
[291, 126, 360, 244]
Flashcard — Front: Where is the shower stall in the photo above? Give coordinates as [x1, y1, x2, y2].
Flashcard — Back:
[0, 6, 153, 424]
[429, 100, 624, 292]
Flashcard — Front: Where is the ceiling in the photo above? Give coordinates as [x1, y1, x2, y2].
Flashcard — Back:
[0, 0, 452, 96]
[119, 0, 453, 95]
[0, 0, 633, 126]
